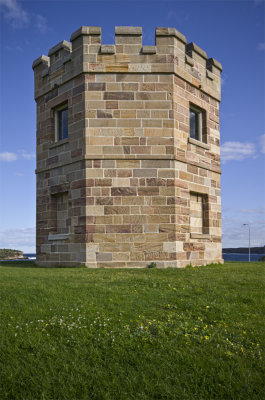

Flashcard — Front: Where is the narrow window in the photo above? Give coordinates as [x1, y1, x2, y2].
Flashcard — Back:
[190, 193, 208, 234]
[55, 105, 68, 141]
[53, 192, 69, 234]
[190, 105, 202, 141]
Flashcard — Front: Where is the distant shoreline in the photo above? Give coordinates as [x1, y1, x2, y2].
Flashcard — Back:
[0, 249, 28, 261]
[0, 255, 29, 261]
[222, 246, 265, 254]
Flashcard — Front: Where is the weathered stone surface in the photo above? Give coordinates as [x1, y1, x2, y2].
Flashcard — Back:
[48, 40, 72, 57]
[34, 25, 222, 267]
[100, 45, 115, 54]
[186, 42, 208, 60]
[111, 187, 137, 196]
[115, 26, 142, 35]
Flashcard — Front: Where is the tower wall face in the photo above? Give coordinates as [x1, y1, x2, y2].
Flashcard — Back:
[33, 26, 223, 267]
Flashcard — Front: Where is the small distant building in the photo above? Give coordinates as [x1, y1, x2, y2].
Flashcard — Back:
[33, 26, 223, 267]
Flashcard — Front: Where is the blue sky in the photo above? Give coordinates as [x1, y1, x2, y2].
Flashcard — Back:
[0, 0, 264, 252]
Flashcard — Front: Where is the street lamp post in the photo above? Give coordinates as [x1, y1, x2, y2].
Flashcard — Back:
[243, 224, 251, 262]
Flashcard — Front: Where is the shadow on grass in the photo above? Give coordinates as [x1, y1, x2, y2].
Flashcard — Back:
[0, 261, 87, 269]
[0, 261, 39, 268]
[1, 260, 263, 270]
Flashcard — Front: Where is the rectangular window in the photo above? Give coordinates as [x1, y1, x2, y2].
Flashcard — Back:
[190, 106, 202, 141]
[190, 193, 208, 234]
[55, 105, 68, 141]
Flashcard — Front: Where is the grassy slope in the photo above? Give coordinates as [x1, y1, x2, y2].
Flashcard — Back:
[0, 262, 264, 400]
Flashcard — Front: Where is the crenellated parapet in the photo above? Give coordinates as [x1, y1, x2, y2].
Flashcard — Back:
[33, 26, 222, 101]
[34, 25, 223, 268]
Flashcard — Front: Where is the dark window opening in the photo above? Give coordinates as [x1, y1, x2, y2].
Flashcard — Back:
[190, 107, 202, 141]
[56, 107, 68, 141]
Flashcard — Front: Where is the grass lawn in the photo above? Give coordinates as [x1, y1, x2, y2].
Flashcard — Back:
[0, 262, 264, 400]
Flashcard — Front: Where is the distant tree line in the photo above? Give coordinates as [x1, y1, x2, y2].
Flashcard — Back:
[0, 249, 23, 259]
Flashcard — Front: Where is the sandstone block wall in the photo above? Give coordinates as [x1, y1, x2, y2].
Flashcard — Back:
[33, 26, 223, 267]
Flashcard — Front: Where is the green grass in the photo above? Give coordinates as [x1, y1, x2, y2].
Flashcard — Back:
[0, 262, 264, 400]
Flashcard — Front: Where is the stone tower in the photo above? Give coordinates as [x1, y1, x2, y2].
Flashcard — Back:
[33, 26, 223, 267]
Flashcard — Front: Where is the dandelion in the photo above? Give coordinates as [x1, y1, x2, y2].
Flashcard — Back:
[226, 351, 232, 356]
[204, 336, 210, 340]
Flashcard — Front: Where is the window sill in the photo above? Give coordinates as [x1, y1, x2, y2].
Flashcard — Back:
[190, 233, 210, 239]
[49, 138, 69, 149]
[188, 137, 210, 150]
[48, 233, 69, 241]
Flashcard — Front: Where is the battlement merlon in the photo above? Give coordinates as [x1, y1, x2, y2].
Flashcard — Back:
[32, 26, 222, 101]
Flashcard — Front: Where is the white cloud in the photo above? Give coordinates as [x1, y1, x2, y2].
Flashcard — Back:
[0, 227, 35, 253]
[221, 141, 256, 163]
[222, 212, 265, 248]
[0, 0, 29, 28]
[238, 207, 265, 215]
[220, 73, 228, 87]
[0, 152, 18, 162]
[20, 150, 35, 160]
[35, 14, 48, 34]
[167, 10, 177, 19]
[0, 150, 35, 162]
[4, 44, 23, 52]
[0, 0, 48, 32]
[258, 42, 265, 51]
[259, 134, 265, 154]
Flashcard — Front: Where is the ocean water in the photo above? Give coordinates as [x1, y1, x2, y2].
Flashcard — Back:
[222, 253, 265, 262]
[0, 253, 36, 262]
[24, 253, 36, 260]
